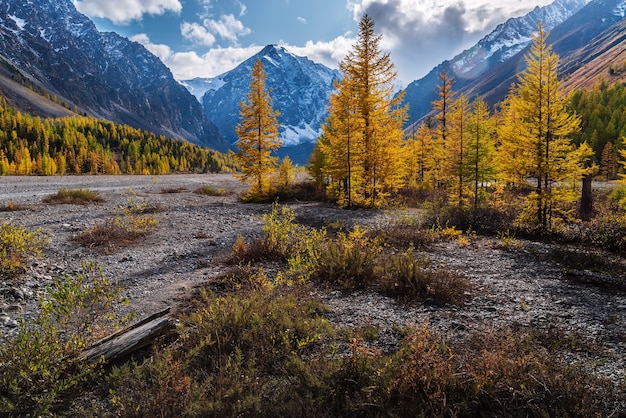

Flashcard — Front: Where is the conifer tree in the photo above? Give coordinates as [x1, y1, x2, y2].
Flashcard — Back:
[235, 59, 281, 196]
[501, 23, 580, 228]
[319, 73, 365, 207]
[405, 121, 434, 188]
[433, 71, 456, 146]
[318, 14, 407, 207]
[466, 96, 497, 210]
[446, 94, 469, 206]
[431, 71, 456, 190]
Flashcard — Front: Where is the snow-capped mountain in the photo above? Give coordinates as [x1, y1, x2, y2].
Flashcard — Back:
[184, 45, 340, 163]
[402, 0, 592, 125]
[0, 0, 228, 151]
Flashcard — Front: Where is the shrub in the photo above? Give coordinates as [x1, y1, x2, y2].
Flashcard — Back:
[387, 325, 615, 417]
[310, 225, 382, 289]
[0, 263, 129, 417]
[231, 204, 326, 277]
[193, 184, 229, 196]
[0, 201, 26, 212]
[380, 247, 471, 305]
[43, 188, 104, 205]
[160, 186, 188, 194]
[107, 285, 334, 417]
[0, 222, 47, 278]
[72, 201, 159, 250]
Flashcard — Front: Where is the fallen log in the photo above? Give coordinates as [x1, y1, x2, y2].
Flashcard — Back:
[81, 307, 177, 364]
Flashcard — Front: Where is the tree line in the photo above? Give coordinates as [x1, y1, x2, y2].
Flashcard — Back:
[236, 15, 623, 230]
[0, 97, 236, 175]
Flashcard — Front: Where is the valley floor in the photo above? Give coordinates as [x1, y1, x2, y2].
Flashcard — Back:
[0, 173, 624, 411]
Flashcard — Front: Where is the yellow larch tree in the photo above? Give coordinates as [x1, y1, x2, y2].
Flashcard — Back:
[319, 73, 365, 207]
[318, 14, 407, 207]
[466, 96, 497, 210]
[404, 121, 435, 189]
[431, 70, 457, 190]
[445, 93, 470, 206]
[235, 59, 281, 197]
[504, 22, 580, 228]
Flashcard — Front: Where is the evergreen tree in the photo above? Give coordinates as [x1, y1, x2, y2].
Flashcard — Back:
[235, 59, 281, 196]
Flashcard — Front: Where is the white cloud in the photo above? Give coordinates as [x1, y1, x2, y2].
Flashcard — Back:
[236, 1, 247, 17]
[205, 14, 251, 43]
[280, 37, 355, 70]
[345, 0, 555, 80]
[130, 33, 174, 61]
[297, 16, 307, 24]
[133, 34, 262, 79]
[73, 0, 182, 24]
[181, 22, 217, 46]
[182, 14, 251, 46]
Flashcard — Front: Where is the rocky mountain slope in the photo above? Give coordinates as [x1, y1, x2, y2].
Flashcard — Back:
[401, 0, 626, 126]
[184, 45, 340, 164]
[0, 0, 229, 151]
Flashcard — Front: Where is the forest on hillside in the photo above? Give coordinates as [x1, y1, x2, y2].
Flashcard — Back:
[0, 96, 237, 175]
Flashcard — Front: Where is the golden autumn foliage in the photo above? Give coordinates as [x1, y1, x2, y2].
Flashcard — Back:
[235, 59, 282, 197]
[0, 96, 236, 176]
[317, 14, 407, 207]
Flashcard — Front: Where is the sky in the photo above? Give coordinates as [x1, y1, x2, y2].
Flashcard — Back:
[72, 0, 556, 83]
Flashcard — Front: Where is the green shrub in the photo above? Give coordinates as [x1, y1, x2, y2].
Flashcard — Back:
[0, 222, 47, 278]
[107, 285, 334, 417]
[0, 263, 129, 416]
[43, 188, 104, 205]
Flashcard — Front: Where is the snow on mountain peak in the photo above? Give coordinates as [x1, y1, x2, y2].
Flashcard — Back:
[451, 0, 591, 77]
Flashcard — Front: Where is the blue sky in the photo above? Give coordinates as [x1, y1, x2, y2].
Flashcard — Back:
[72, 0, 556, 83]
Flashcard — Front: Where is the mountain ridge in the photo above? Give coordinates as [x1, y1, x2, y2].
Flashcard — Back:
[185, 44, 340, 163]
[0, 0, 229, 152]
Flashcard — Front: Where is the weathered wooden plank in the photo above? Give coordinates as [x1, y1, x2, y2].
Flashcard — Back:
[81, 307, 176, 363]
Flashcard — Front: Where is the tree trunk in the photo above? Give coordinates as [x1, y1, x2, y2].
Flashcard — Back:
[580, 169, 593, 222]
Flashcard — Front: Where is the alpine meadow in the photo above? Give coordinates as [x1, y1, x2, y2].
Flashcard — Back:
[2, 2, 626, 417]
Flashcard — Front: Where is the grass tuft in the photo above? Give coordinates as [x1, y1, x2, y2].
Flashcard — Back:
[43, 188, 104, 205]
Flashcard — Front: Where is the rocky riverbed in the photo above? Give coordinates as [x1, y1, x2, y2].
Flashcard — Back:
[0, 174, 624, 408]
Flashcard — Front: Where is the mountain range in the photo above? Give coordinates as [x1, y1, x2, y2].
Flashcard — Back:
[182, 45, 340, 163]
[0, 0, 228, 152]
[0, 0, 623, 161]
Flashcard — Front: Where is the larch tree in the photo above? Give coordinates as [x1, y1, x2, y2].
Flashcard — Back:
[405, 121, 434, 189]
[431, 70, 456, 190]
[503, 22, 580, 228]
[466, 96, 497, 210]
[235, 59, 281, 196]
[445, 93, 469, 206]
[319, 13, 407, 207]
[319, 73, 365, 207]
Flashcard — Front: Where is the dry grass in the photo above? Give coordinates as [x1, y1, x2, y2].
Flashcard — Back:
[193, 184, 231, 196]
[43, 188, 104, 205]
[159, 186, 188, 194]
[0, 200, 27, 212]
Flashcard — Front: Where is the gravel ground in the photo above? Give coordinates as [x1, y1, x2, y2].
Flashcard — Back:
[0, 174, 625, 408]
